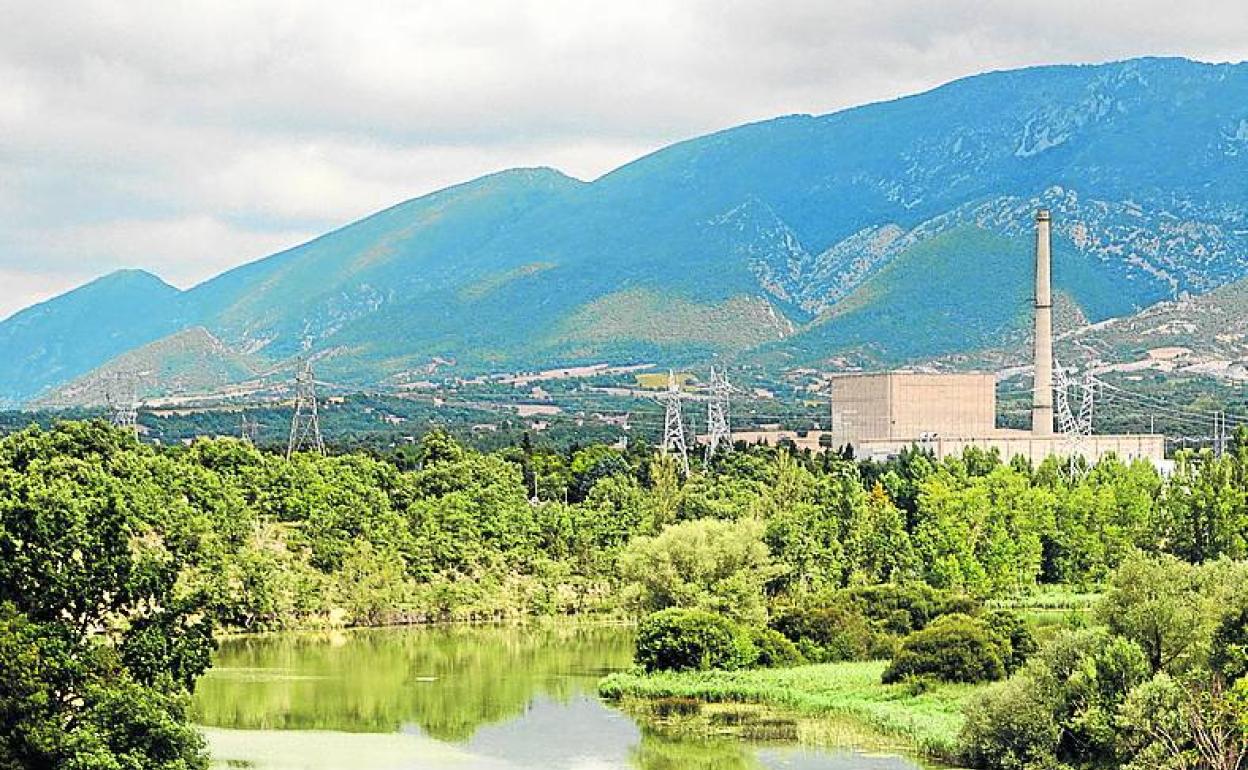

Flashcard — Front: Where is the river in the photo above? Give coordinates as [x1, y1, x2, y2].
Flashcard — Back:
[192, 623, 933, 770]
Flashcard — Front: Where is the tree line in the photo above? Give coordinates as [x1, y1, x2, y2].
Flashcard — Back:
[2, 420, 1248, 767]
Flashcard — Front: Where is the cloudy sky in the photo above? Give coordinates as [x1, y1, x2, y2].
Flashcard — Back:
[1, 0, 1246, 319]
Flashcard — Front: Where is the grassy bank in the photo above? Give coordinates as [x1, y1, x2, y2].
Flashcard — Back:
[599, 661, 985, 761]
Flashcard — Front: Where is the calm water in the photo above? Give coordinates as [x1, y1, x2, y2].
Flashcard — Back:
[192, 623, 930, 770]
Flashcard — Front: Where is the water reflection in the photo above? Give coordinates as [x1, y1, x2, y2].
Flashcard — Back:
[194, 624, 632, 740]
[194, 623, 929, 770]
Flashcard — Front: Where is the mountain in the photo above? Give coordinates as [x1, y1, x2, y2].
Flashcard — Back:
[1064, 276, 1248, 380]
[6, 56, 1248, 404]
[40, 327, 266, 407]
[0, 270, 185, 405]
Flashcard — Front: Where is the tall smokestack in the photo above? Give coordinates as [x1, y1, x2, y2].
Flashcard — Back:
[1032, 209, 1054, 436]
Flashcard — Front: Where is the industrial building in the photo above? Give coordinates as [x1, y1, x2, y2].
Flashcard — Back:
[734, 210, 1167, 466]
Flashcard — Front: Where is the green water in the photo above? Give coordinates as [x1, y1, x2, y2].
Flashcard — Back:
[193, 623, 929, 769]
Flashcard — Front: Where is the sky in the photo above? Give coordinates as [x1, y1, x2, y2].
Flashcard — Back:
[1, 0, 1247, 320]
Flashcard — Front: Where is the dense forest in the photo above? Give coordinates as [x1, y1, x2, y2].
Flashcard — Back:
[1, 420, 1247, 768]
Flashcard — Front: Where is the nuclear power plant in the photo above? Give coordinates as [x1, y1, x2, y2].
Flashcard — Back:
[733, 209, 1167, 465]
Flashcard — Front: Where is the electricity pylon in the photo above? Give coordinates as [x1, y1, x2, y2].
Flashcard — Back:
[704, 366, 732, 466]
[287, 360, 325, 458]
[656, 370, 690, 476]
[105, 371, 140, 438]
[1055, 362, 1095, 472]
[240, 414, 259, 445]
[1214, 411, 1228, 458]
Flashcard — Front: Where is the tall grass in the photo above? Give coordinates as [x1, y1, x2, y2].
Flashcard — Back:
[599, 660, 982, 761]
[988, 585, 1102, 611]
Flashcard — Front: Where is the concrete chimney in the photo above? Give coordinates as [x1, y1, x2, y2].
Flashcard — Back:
[1032, 209, 1054, 436]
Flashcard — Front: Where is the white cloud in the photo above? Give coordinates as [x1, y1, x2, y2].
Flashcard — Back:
[0, 0, 1246, 315]
[0, 269, 91, 322]
[1, 216, 316, 316]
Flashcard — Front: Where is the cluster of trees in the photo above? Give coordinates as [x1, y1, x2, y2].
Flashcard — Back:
[961, 554, 1248, 769]
[630, 581, 1036, 685]
[0, 423, 216, 769]
[3, 419, 1248, 767]
[609, 433, 1248, 624]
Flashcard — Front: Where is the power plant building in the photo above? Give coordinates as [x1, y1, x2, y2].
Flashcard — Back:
[732, 210, 1167, 466]
[827, 372, 996, 443]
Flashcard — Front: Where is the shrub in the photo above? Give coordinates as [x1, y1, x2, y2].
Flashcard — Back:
[882, 613, 1006, 684]
[748, 628, 804, 668]
[957, 629, 1152, 770]
[844, 583, 981, 634]
[959, 674, 1062, 770]
[937, 593, 983, 618]
[1115, 672, 1189, 770]
[983, 609, 1037, 674]
[771, 603, 883, 662]
[634, 608, 747, 672]
[770, 586, 985, 666]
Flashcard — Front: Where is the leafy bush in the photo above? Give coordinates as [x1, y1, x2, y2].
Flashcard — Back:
[1115, 672, 1189, 770]
[958, 673, 1063, 770]
[771, 603, 884, 663]
[844, 584, 980, 634]
[957, 629, 1152, 769]
[983, 610, 1037, 674]
[882, 614, 1006, 684]
[748, 627, 804, 668]
[634, 608, 747, 672]
[770, 585, 982, 664]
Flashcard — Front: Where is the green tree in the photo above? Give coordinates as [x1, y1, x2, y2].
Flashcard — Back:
[0, 423, 215, 768]
[1096, 554, 1236, 674]
[1161, 451, 1248, 563]
[1211, 597, 1248, 683]
[618, 518, 779, 625]
[843, 483, 917, 585]
[959, 629, 1151, 769]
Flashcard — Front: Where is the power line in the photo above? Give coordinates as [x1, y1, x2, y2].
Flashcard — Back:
[1093, 378, 1248, 423]
[1097, 387, 1247, 429]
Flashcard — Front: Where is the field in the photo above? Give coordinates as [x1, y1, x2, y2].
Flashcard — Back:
[635, 371, 695, 390]
[599, 660, 984, 761]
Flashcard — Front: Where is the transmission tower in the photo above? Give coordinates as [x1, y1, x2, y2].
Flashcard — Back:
[287, 360, 325, 458]
[104, 371, 140, 438]
[1214, 411, 1228, 458]
[655, 370, 690, 475]
[1054, 362, 1095, 469]
[1078, 375, 1096, 438]
[240, 414, 259, 445]
[704, 366, 733, 466]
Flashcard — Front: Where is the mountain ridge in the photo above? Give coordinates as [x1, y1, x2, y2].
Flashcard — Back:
[6, 56, 1248, 405]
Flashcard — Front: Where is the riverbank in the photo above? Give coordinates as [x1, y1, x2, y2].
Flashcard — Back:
[599, 660, 986, 761]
